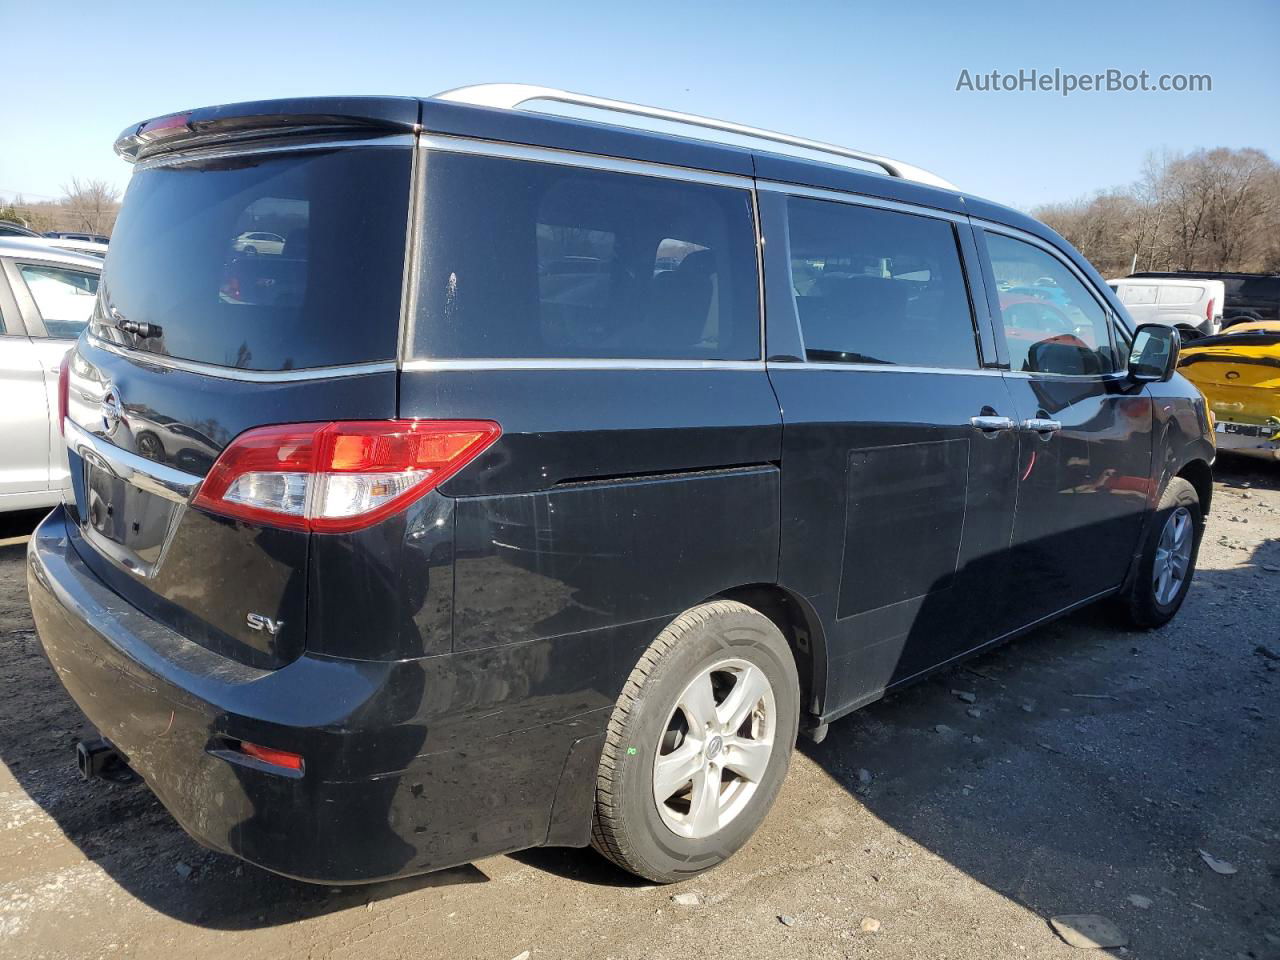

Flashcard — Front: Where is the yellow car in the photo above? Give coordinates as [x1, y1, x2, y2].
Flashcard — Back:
[1178, 320, 1280, 460]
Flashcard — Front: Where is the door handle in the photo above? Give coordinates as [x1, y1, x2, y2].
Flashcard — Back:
[970, 415, 1016, 433]
[1023, 418, 1062, 435]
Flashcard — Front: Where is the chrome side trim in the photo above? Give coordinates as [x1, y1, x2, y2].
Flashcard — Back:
[133, 133, 416, 171]
[767, 361, 1006, 377]
[755, 180, 967, 223]
[85, 334, 397, 382]
[65, 419, 199, 504]
[401, 358, 766, 372]
[418, 134, 755, 190]
[1002, 370, 1131, 383]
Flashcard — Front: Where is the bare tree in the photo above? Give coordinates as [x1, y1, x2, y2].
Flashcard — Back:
[1034, 147, 1280, 277]
[60, 178, 121, 235]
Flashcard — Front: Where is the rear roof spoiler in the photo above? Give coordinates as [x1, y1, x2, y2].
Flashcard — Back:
[114, 96, 421, 162]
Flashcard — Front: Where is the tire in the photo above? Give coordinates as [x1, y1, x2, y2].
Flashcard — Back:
[1116, 476, 1203, 628]
[591, 600, 800, 883]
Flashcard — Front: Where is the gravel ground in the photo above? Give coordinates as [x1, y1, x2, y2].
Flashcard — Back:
[1, 457, 1277, 960]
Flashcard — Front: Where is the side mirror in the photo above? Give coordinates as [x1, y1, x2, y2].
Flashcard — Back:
[1128, 323, 1181, 382]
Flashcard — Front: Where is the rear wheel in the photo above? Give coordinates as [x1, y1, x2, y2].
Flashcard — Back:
[591, 601, 799, 883]
[1117, 476, 1202, 628]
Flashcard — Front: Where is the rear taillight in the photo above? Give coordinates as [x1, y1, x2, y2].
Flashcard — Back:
[1206, 297, 1216, 324]
[57, 351, 71, 436]
[191, 420, 500, 533]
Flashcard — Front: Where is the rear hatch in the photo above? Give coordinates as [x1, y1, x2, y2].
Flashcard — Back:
[63, 105, 416, 667]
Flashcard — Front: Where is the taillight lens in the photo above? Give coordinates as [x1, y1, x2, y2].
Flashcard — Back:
[57, 351, 71, 436]
[192, 420, 500, 533]
[1206, 297, 1215, 324]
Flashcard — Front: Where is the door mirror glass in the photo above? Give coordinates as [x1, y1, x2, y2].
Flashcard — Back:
[1128, 323, 1180, 382]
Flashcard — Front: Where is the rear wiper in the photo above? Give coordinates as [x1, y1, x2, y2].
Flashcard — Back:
[110, 309, 162, 339]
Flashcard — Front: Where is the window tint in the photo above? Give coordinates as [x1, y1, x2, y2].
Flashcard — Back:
[98, 145, 411, 370]
[414, 152, 760, 360]
[785, 197, 978, 368]
[20, 263, 99, 338]
[987, 233, 1115, 376]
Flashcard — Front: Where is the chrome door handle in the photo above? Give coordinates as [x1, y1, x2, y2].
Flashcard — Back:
[970, 415, 1016, 432]
[1023, 418, 1062, 434]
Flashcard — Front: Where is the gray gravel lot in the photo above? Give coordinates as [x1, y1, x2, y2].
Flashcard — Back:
[1, 458, 1277, 960]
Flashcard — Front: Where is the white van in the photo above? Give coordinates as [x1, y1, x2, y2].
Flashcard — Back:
[1107, 277, 1224, 338]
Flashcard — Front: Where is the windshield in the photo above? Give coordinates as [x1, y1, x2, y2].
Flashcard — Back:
[95, 142, 411, 371]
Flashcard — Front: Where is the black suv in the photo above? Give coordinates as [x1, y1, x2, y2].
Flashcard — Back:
[28, 86, 1213, 885]
[1128, 270, 1280, 326]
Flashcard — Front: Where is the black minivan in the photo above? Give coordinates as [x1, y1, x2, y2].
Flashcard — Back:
[28, 86, 1214, 885]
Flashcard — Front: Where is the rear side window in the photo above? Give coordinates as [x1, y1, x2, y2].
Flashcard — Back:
[784, 197, 978, 368]
[987, 233, 1116, 376]
[413, 152, 760, 360]
[1117, 284, 1157, 305]
[19, 263, 99, 338]
[1158, 285, 1203, 305]
[99, 144, 411, 370]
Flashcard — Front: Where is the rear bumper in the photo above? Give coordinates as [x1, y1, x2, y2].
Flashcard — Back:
[27, 508, 611, 883]
[1214, 421, 1280, 460]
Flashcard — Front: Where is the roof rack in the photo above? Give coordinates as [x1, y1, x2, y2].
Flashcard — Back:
[433, 83, 957, 191]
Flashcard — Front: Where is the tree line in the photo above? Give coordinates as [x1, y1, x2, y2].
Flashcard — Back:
[1, 179, 121, 236]
[1033, 147, 1280, 278]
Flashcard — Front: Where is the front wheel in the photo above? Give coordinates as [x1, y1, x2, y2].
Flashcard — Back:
[591, 601, 799, 883]
[1117, 476, 1203, 628]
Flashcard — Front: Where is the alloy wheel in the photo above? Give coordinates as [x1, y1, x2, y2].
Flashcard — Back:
[652, 658, 777, 840]
[1153, 505, 1194, 606]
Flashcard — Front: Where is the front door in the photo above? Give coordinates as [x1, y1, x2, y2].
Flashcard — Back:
[978, 228, 1153, 630]
[762, 190, 1020, 718]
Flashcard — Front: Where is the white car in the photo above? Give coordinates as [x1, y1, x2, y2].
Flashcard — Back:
[231, 231, 285, 255]
[1107, 277, 1225, 338]
[0, 238, 102, 511]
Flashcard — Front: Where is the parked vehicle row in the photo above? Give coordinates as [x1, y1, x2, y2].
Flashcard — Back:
[0, 238, 101, 511]
[1108, 276, 1223, 338]
[1128, 270, 1280, 327]
[27, 86, 1213, 889]
[1179, 319, 1280, 460]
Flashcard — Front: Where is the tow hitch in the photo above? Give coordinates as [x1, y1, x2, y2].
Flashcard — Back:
[76, 737, 133, 782]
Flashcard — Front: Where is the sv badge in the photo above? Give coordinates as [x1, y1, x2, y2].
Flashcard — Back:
[246, 613, 285, 636]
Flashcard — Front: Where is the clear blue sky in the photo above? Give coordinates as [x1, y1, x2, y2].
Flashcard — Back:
[2, 0, 1276, 210]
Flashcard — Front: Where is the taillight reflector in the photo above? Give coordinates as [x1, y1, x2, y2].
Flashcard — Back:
[239, 741, 304, 772]
[192, 420, 500, 533]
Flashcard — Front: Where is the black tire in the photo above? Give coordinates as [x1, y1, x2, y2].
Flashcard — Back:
[1116, 476, 1203, 628]
[591, 600, 800, 883]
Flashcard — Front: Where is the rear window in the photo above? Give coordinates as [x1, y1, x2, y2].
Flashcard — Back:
[97, 143, 411, 371]
[411, 152, 760, 361]
[1233, 277, 1280, 301]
